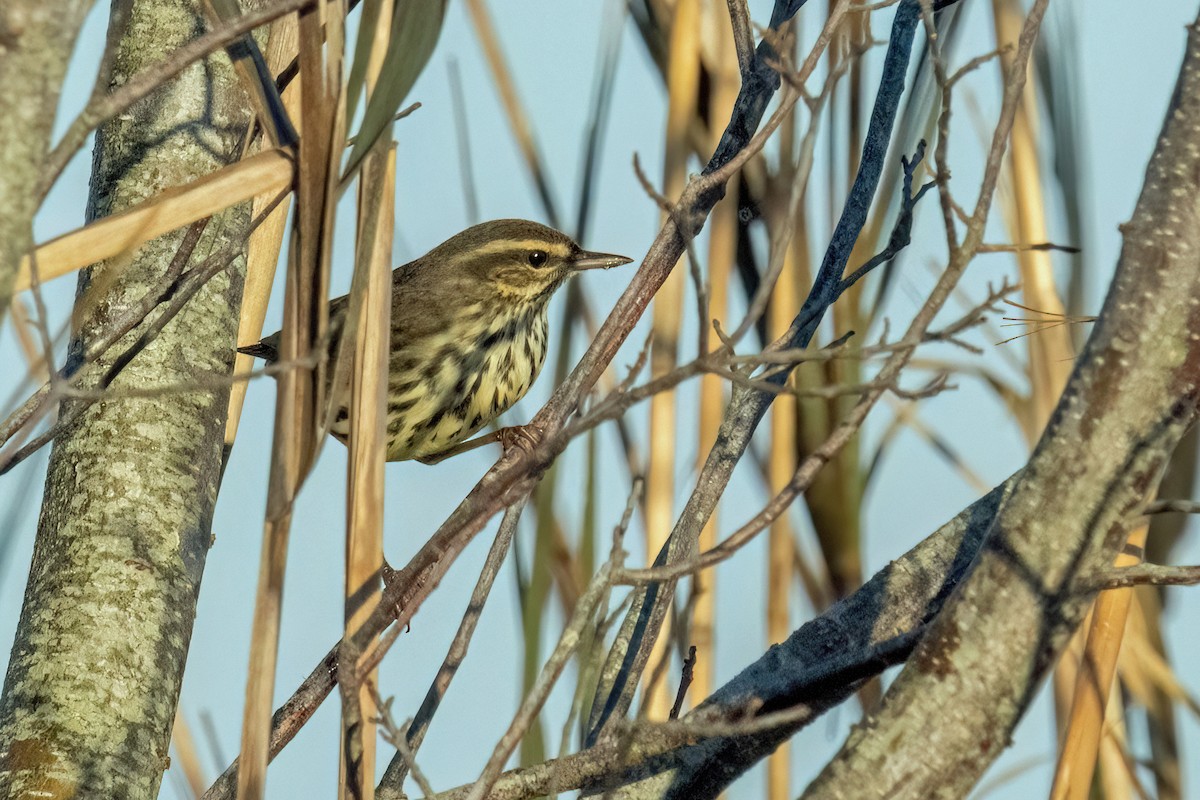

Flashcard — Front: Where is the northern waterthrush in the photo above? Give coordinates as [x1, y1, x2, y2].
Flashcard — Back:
[238, 219, 632, 463]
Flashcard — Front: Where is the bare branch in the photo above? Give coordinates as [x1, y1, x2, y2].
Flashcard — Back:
[1093, 564, 1200, 590]
[588, 2, 932, 742]
[1145, 498, 1200, 515]
[461, 546, 625, 800]
[669, 646, 698, 720]
[724, 1, 755, 78]
[378, 499, 527, 790]
[37, 0, 318, 201]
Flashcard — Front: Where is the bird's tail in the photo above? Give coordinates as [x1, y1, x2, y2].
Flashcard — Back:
[236, 334, 280, 363]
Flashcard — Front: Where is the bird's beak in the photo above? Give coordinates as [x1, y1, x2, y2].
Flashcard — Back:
[570, 250, 634, 271]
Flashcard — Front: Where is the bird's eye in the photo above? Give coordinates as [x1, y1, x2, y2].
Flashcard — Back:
[527, 250, 548, 268]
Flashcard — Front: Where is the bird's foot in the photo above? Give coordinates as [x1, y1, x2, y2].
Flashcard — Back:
[496, 423, 543, 457]
[380, 557, 411, 630]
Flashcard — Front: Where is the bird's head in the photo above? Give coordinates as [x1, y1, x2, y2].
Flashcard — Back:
[430, 219, 633, 303]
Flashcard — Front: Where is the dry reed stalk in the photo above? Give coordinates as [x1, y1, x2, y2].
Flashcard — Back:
[335, 15, 396, 790]
[991, 0, 1073, 428]
[767, 240, 801, 800]
[691, 0, 741, 706]
[804, 4, 872, 606]
[644, 0, 703, 720]
[768, 143, 834, 617]
[236, 3, 345, 796]
[172, 710, 208, 799]
[1096, 695, 1136, 800]
[464, 0, 560, 225]
[15, 148, 294, 293]
[337, 140, 394, 800]
[226, 16, 301, 451]
[1049, 524, 1149, 800]
[795, 29, 866, 715]
[1127, 586, 1185, 798]
[760, 78, 811, 791]
[334, 11, 395, 795]
[521, 471, 556, 764]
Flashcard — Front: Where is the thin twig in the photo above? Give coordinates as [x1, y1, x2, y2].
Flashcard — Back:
[379, 498, 527, 789]
[97, 218, 213, 390]
[37, 0, 319, 200]
[23, 250, 59, 392]
[342, 103, 421, 147]
[725, 0, 756, 76]
[370, 687, 437, 799]
[669, 646, 698, 720]
[728, 36, 858, 346]
[1145, 499, 1200, 515]
[462, 565, 622, 800]
[448, 59, 479, 224]
[0, 193, 287, 475]
[1092, 564, 1200, 591]
[946, 45, 1011, 88]
[923, 0, 959, 256]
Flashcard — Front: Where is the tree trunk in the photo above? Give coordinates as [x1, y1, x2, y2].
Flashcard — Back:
[0, 0, 94, 318]
[0, 0, 252, 795]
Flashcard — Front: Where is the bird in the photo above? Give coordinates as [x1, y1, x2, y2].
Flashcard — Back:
[237, 219, 633, 463]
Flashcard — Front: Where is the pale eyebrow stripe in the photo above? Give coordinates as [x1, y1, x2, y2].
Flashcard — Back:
[464, 239, 573, 260]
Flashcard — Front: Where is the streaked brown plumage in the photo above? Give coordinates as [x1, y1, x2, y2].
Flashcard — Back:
[238, 219, 631, 462]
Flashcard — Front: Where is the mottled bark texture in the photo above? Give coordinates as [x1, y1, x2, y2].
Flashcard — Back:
[801, 15, 1200, 800]
[593, 481, 1013, 799]
[0, 0, 252, 796]
[0, 0, 94, 319]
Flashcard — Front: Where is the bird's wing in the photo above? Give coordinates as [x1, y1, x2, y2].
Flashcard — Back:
[389, 256, 458, 343]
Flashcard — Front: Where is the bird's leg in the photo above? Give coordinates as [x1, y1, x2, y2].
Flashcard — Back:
[416, 423, 544, 465]
[415, 431, 504, 465]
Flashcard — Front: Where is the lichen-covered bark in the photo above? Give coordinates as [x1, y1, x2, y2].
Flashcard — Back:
[0, 0, 94, 318]
[558, 481, 1010, 800]
[0, 0, 252, 795]
[801, 16, 1200, 800]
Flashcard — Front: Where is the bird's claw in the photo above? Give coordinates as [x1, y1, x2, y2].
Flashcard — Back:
[497, 423, 543, 456]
